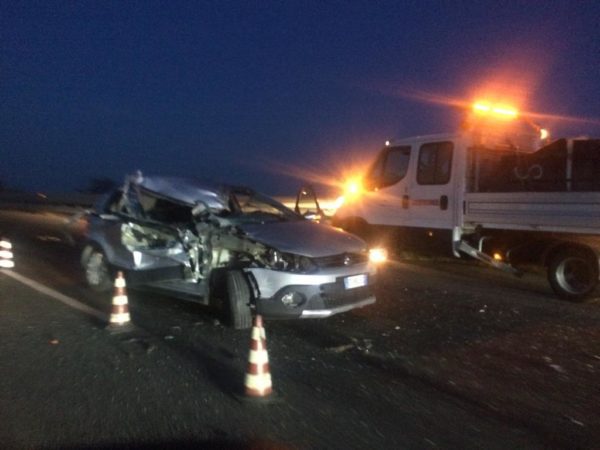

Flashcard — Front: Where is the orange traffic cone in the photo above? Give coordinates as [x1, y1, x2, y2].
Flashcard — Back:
[244, 315, 273, 399]
[0, 238, 15, 269]
[107, 271, 131, 330]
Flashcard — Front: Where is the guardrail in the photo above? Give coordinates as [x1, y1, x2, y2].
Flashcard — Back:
[0, 192, 98, 215]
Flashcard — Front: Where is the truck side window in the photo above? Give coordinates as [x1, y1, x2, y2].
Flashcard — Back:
[366, 146, 411, 189]
[417, 142, 453, 185]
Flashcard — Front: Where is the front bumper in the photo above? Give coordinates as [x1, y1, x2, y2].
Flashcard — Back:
[246, 264, 376, 319]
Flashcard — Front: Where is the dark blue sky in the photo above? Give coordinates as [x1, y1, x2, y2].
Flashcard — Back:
[1, 1, 599, 194]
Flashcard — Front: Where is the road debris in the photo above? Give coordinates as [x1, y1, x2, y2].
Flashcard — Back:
[327, 344, 354, 353]
[567, 416, 585, 427]
[549, 364, 566, 374]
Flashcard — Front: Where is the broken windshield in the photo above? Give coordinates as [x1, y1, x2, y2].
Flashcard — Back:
[228, 189, 301, 223]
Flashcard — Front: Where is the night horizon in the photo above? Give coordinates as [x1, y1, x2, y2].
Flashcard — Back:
[1, 1, 599, 195]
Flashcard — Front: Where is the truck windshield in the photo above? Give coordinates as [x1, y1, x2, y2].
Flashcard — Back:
[366, 145, 411, 189]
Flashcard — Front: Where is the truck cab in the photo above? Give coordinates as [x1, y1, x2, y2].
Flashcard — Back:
[333, 126, 600, 301]
[334, 133, 468, 253]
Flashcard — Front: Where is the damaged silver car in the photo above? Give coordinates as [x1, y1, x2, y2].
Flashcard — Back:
[81, 173, 383, 328]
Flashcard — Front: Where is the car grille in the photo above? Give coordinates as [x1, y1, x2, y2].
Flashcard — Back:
[313, 252, 368, 268]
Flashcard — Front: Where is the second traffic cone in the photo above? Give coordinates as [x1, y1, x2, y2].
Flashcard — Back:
[0, 238, 15, 269]
[244, 315, 273, 398]
[107, 271, 131, 328]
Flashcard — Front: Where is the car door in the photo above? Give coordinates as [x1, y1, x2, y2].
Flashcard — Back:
[404, 141, 456, 230]
[95, 188, 189, 274]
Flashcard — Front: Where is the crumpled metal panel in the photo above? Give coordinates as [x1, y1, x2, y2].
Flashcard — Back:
[132, 175, 229, 210]
[238, 220, 367, 257]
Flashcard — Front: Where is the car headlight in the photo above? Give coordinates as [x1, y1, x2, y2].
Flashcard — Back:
[265, 249, 317, 273]
[369, 247, 388, 264]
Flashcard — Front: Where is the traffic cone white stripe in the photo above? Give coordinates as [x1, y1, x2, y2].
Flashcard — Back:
[114, 277, 126, 288]
[111, 294, 128, 306]
[109, 312, 131, 324]
[251, 326, 266, 341]
[245, 373, 272, 390]
[0, 239, 14, 269]
[0, 260, 15, 269]
[248, 348, 270, 365]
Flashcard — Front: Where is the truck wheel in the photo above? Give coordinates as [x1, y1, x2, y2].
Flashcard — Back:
[82, 246, 113, 292]
[547, 248, 599, 301]
[226, 270, 252, 329]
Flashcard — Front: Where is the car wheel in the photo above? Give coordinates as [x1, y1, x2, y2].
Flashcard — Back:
[83, 246, 114, 292]
[226, 270, 252, 329]
[548, 248, 599, 301]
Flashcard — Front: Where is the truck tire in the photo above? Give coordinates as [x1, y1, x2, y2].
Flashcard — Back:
[547, 248, 599, 301]
[82, 245, 114, 292]
[226, 270, 252, 329]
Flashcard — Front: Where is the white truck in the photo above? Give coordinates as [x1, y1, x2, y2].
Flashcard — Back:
[331, 120, 600, 301]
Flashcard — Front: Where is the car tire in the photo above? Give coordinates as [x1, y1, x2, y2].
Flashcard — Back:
[547, 247, 599, 302]
[226, 270, 252, 329]
[82, 246, 114, 293]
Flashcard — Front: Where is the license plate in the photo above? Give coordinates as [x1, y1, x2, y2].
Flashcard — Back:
[344, 274, 367, 290]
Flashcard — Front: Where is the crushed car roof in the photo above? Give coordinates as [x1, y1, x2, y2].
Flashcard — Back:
[133, 175, 229, 210]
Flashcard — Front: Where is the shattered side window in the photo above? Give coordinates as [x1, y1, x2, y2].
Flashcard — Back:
[138, 191, 192, 224]
[104, 190, 126, 214]
[102, 188, 140, 217]
[123, 187, 145, 218]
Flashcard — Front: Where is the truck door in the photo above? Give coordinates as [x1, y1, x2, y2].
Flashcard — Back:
[362, 145, 412, 226]
[405, 141, 456, 230]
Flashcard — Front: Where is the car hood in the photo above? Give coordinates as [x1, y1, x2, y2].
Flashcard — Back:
[237, 220, 367, 257]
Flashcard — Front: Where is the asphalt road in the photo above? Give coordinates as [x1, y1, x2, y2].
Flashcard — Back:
[1, 210, 599, 449]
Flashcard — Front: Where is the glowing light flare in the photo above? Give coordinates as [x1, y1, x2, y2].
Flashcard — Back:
[369, 248, 388, 264]
[384, 86, 600, 126]
[539, 128, 549, 140]
[493, 252, 503, 261]
[473, 102, 491, 113]
[333, 196, 345, 210]
[492, 106, 518, 118]
[472, 101, 518, 119]
[345, 179, 363, 196]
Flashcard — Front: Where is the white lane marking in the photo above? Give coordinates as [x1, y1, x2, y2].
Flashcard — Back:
[0, 269, 107, 321]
